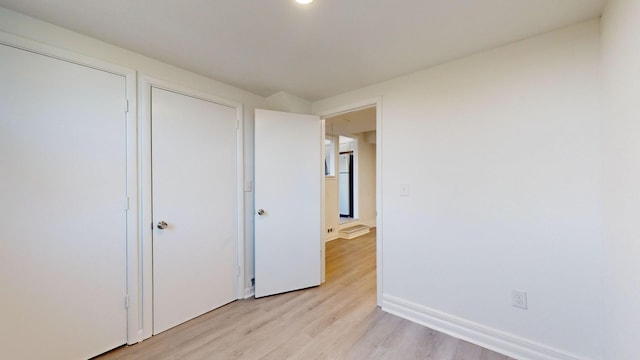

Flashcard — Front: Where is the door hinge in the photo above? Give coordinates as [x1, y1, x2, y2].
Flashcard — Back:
[124, 99, 129, 113]
[236, 119, 240, 130]
[125, 295, 129, 309]
[125, 196, 130, 211]
[237, 266, 241, 278]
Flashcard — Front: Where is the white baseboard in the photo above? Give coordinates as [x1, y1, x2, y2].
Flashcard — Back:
[382, 294, 588, 360]
[244, 286, 255, 299]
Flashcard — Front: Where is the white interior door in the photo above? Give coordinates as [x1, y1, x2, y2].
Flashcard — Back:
[254, 109, 323, 298]
[151, 87, 238, 334]
[0, 44, 128, 359]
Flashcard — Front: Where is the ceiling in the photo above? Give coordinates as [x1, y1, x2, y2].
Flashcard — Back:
[0, 0, 607, 101]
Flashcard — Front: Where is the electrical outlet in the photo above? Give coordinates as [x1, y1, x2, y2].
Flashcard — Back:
[511, 290, 528, 309]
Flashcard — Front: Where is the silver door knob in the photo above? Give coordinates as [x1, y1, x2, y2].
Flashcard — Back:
[157, 221, 169, 229]
[257, 209, 265, 216]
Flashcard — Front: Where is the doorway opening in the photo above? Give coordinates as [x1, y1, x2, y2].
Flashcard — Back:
[323, 106, 377, 241]
[322, 102, 380, 305]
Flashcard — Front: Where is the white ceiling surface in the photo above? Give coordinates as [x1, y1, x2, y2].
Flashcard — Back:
[0, 0, 606, 101]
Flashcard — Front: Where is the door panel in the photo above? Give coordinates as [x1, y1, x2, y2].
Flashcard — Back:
[254, 109, 323, 298]
[151, 87, 237, 334]
[0, 44, 127, 359]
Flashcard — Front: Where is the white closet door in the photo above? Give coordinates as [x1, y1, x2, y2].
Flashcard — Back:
[0, 44, 128, 359]
[151, 87, 238, 335]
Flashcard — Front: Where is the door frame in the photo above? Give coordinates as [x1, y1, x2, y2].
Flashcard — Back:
[139, 76, 245, 340]
[317, 97, 382, 306]
[0, 31, 140, 344]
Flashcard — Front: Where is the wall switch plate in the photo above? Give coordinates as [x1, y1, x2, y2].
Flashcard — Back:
[400, 183, 410, 197]
[512, 290, 528, 309]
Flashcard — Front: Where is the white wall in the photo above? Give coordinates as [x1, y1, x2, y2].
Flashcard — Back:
[266, 91, 312, 114]
[325, 177, 339, 239]
[601, 1, 640, 359]
[0, 6, 266, 297]
[314, 20, 603, 359]
[3, 5, 615, 358]
[355, 133, 376, 227]
[324, 135, 339, 240]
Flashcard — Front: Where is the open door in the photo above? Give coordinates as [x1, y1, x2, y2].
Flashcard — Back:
[254, 109, 324, 298]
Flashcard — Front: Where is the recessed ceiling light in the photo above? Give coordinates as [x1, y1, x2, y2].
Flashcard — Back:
[296, 0, 313, 4]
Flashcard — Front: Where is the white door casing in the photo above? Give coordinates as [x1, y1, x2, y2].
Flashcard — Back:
[0, 41, 134, 359]
[254, 109, 324, 298]
[150, 86, 239, 335]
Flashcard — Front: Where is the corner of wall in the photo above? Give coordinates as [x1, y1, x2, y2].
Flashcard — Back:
[600, 0, 640, 358]
[382, 295, 590, 360]
[265, 91, 312, 114]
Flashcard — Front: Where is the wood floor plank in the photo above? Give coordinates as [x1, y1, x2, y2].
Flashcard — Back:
[97, 229, 513, 360]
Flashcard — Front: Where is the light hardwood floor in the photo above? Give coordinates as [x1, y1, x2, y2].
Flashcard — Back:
[98, 229, 513, 359]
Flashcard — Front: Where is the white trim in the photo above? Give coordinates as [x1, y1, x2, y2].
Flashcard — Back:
[244, 286, 255, 299]
[0, 31, 132, 79]
[138, 75, 245, 340]
[139, 78, 154, 341]
[320, 119, 327, 283]
[316, 96, 383, 307]
[319, 99, 377, 118]
[235, 106, 246, 302]
[124, 71, 140, 347]
[382, 294, 588, 360]
[0, 30, 142, 346]
[375, 100, 382, 306]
